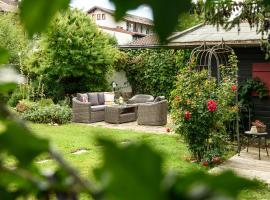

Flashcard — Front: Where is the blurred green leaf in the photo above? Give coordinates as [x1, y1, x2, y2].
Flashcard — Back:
[20, 0, 70, 36]
[96, 138, 164, 200]
[0, 187, 16, 200]
[0, 121, 49, 165]
[110, 0, 192, 42]
[0, 83, 17, 94]
[0, 48, 9, 64]
[170, 171, 258, 199]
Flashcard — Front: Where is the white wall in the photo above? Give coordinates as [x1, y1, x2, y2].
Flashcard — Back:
[101, 29, 133, 45]
[90, 9, 126, 29]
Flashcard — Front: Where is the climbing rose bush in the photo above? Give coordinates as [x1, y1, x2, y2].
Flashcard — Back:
[171, 54, 238, 162]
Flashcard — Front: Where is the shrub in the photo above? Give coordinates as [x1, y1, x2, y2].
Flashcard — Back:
[37, 98, 54, 107]
[16, 99, 36, 113]
[171, 54, 238, 161]
[26, 9, 120, 101]
[123, 49, 190, 99]
[21, 104, 71, 124]
[0, 13, 30, 66]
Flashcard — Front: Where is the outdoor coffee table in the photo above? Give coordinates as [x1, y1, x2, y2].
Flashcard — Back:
[242, 131, 269, 160]
[105, 104, 138, 124]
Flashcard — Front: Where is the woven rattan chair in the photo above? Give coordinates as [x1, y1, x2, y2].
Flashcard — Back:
[137, 99, 168, 126]
[127, 94, 154, 104]
[72, 97, 105, 123]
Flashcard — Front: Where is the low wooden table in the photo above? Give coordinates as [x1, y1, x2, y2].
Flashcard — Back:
[105, 104, 138, 124]
[242, 131, 269, 160]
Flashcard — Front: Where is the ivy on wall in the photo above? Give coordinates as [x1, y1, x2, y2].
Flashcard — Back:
[122, 49, 190, 99]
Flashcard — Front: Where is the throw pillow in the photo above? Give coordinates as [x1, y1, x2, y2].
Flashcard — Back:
[98, 93, 105, 105]
[77, 93, 88, 102]
[104, 92, 115, 105]
[88, 93, 99, 106]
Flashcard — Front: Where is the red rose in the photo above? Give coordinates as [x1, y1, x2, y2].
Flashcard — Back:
[207, 100, 217, 112]
[185, 111, 191, 120]
[202, 161, 209, 167]
[166, 128, 171, 133]
[212, 156, 221, 164]
[231, 85, 237, 92]
[175, 96, 180, 101]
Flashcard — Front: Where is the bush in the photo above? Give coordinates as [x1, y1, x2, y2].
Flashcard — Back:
[171, 54, 238, 161]
[8, 88, 25, 107]
[37, 98, 54, 107]
[0, 13, 30, 66]
[16, 99, 36, 113]
[21, 104, 71, 124]
[26, 9, 120, 101]
[123, 49, 190, 99]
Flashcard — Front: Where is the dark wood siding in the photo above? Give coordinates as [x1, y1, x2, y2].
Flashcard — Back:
[234, 47, 270, 132]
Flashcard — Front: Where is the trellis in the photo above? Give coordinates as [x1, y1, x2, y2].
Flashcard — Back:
[189, 40, 241, 155]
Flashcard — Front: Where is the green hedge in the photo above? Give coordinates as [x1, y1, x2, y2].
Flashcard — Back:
[17, 100, 71, 124]
[123, 49, 190, 99]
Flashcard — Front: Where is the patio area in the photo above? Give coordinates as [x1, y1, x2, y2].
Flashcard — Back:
[211, 147, 270, 185]
[87, 118, 172, 134]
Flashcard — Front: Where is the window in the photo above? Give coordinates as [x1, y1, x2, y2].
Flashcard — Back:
[134, 23, 137, 32]
[146, 28, 149, 34]
[252, 63, 270, 96]
[92, 14, 95, 18]
[102, 14, 106, 20]
[97, 14, 101, 20]
[140, 24, 143, 33]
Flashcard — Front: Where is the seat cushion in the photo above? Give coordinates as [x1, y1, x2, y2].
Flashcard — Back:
[88, 93, 99, 106]
[98, 93, 105, 105]
[91, 105, 106, 112]
[77, 93, 88, 102]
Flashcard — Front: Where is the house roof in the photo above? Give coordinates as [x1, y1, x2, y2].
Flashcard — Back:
[87, 6, 154, 26]
[0, 0, 17, 12]
[120, 23, 266, 49]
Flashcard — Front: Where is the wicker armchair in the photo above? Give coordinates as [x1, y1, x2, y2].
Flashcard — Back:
[127, 94, 154, 104]
[72, 97, 105, 123]
[137, 99, 168, 126]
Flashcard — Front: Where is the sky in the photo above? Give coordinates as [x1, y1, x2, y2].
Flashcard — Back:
[70, 0, 153, 19]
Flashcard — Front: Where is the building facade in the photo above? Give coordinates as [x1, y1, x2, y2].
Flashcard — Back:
[0, 0, 17, 12]
[87, 6, 154, 45]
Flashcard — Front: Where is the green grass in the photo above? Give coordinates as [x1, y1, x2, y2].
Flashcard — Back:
[30, 123, 270, 199]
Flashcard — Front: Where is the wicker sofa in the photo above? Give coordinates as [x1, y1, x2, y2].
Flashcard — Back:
[137, 96, 168, 126]
[127, 94, 154, 104]
[72, 92, 108, 123]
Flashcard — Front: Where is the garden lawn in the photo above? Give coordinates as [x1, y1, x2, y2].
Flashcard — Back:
[30, 123, 270, 200]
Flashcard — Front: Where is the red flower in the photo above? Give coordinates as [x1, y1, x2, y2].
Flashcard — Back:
[207, 100, 217, 112]
[231, 85, 237, 92]
[212, 156, 221, 164]
[185, 111, 191, 120]
[202, 161, 209, 167]
[175, 96, 180, 101]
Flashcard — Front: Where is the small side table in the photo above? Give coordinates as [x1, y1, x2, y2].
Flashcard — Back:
[243, 131, 269, 160]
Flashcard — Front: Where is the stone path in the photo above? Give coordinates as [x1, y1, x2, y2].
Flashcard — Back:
[211, 147, 270, 184]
